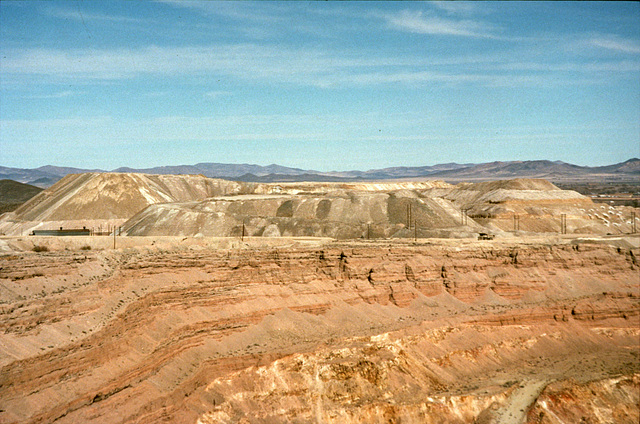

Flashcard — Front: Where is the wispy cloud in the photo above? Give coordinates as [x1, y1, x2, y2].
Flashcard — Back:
[588, 35, 640, 54]
[156, 0, 287, 24]
[156, 0, 352, 41]
[0, 113, 379, 145]
[44, 6, 145, 24]
[429, 1, 478, 16]
[560, 33, 640, 56]
[489, 60, 640, 73]
[382, 9, 498, 39]
[329, 71, 488, 87]
[1, 44, 413, 84]
[23, 90, 85, 99]
[2, 38, 637, 90]
[204, 90, 231, 99]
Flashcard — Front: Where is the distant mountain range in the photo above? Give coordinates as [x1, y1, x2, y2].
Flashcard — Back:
[1, 159, 638, 188]
[423, 159, 640, 182]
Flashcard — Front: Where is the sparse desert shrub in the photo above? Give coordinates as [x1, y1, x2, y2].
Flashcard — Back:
[32, 245, 49, 252]
[80, 245, 92, 251]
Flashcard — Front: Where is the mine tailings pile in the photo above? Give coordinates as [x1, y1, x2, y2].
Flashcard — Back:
[1, 172, 637, 238]
[0, 173, 248, 236]
[121, 177, 638, 238]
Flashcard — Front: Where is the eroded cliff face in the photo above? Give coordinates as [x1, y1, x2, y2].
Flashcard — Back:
[0, 237, 638, 423]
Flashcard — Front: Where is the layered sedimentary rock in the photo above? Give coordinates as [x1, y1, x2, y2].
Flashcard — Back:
[0, 237, 638, 423]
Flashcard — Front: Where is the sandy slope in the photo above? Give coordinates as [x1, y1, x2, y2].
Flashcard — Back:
[0, 173, 246, 235]
[121, 179, 637, 238]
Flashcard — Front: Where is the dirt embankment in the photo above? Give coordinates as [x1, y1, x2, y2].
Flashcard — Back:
[0, 236, 638, 423]
[121, 187, 637, 238]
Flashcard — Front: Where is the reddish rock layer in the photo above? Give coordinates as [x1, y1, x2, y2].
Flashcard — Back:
[0, 238, 638, 423]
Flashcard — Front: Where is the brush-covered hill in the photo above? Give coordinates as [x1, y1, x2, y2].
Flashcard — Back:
[0, 180, 43, 214]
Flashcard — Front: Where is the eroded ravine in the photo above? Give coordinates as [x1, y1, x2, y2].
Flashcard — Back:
[0, 238, 638, 423]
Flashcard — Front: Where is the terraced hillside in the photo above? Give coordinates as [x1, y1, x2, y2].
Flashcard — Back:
[121, 191, 470, 238]
[122, 178, 637, 238]
[0, 173, 452, 237]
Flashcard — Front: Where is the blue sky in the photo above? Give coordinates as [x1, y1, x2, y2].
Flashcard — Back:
[1, 1, 639, 171]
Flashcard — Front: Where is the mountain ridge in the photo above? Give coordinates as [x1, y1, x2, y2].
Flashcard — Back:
[0, 158, 637, 187]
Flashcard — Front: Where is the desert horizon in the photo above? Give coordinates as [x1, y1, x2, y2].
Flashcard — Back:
[2, 1, 639, 423]
[1, 169, 639, 423]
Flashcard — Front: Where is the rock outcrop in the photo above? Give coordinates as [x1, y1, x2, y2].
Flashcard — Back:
[0, 237, 638, 423]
